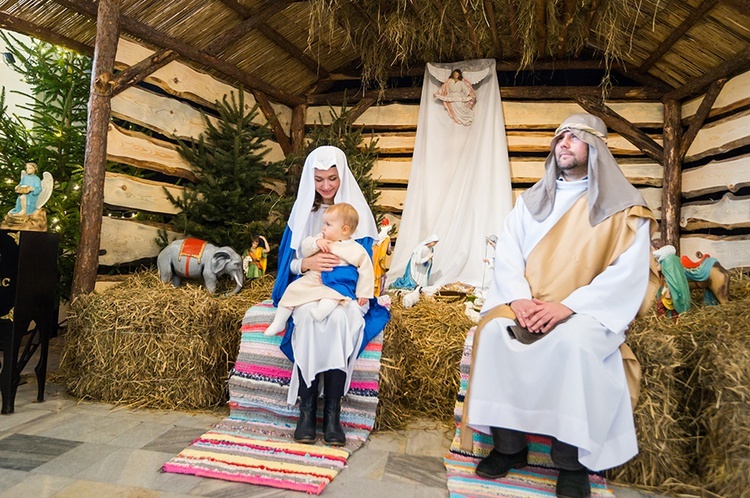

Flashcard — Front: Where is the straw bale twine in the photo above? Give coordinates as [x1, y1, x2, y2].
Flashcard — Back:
[377, 294, 474, 430]
[59, 272, 275, 410]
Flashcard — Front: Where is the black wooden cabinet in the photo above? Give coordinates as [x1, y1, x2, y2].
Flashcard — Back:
[0, 229, 60, 414]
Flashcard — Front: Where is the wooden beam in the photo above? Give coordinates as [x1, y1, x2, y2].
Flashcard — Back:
[54, 0, 305, 107]
[483, 0, 501, 56]
[251, 90, 292, 156]
[535, 0, 547, 57]
[72, 0, 120, 298]
[616, 61, 674, 93]
[661, 99, 682, 248]
[575, 96, 664, 163]
[291, 104, 306, 153]
[679, 78, 726, 159]
[556, 0, 577, 58]
[459, 0, 482, 59]
[506, 0, 521, 55]
[110, 49, 178, 95]
[576, 0, 601, 56]
[0, 12, 94, 56]
[638, 0, 718, 73]
[205, 1, 289, 56]
[257, 24, 330, 78]
[345, 97, 377, 125]
[217, 0, 253, 18]
[664, 44, 750, 101]
[308, 85, 662, 105]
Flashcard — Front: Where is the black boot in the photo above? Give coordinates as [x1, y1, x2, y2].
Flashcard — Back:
[294, 370, 319, 444]
[322, 369, 347, 446]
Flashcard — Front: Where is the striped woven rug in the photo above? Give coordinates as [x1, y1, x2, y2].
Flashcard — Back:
[162, 300, 383, 495]
[444, 328, 615, 497]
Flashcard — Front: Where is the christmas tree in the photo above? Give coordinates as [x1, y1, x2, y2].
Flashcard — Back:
[167, 90, 287, 251]
[0, 32, 91, 299]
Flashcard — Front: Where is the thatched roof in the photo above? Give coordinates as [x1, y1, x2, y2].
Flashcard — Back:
[1, 0, 749, 106]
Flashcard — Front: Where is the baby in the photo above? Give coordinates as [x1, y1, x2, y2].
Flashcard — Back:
[264, 202, 375, 335]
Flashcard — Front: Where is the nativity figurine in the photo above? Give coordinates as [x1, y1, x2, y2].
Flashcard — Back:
[434, 69, 476, 126]
[1, 162, 54, 232]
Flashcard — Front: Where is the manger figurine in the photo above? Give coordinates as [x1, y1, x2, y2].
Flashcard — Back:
[1, 162, 54, 231]
[372, 218, 393, 297]
[243, 234, 270, 280]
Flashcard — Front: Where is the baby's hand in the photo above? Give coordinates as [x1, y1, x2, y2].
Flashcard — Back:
[316, 238, 331, 252]
[357, 297, 368, 306]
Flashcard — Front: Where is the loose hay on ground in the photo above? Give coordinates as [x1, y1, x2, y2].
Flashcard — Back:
[59, 272, 275, 410]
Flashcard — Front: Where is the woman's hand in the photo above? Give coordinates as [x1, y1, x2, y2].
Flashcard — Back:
[301, 251, 340, 272]
[357, 297, 368, 306]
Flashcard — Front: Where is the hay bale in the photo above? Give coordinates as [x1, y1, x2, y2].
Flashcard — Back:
[610, 271, 750, 496]
[59, 272, 275, 410]
[377, 294, 474, 430]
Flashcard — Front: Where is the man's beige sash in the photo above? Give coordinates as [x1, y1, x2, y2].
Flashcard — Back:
[460, 196, 657, 451]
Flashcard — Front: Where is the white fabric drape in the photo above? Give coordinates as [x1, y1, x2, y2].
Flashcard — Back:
[386, 59, 513, 288]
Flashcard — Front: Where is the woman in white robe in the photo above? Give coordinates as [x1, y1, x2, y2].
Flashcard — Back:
[270, 146, 388, 446]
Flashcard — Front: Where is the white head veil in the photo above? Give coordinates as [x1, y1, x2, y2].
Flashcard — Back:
[288, 145, 379, 255]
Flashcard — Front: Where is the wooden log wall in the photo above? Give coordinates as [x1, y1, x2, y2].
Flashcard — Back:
[98, 37, 290, 270]
[681, 69, 750, 269]
[307, 99, 665, 246]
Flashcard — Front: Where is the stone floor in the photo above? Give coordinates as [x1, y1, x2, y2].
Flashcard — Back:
[0, 338, 671, 497]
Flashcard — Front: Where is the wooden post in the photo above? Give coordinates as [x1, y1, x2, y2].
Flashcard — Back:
[71, 0, 120, 298]
[291, 104, 306, 153]
[662, 98, 682, 248]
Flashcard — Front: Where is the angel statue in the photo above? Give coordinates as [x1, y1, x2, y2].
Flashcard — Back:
[434, 68, 476, 126]
[1, 162, 54, 232]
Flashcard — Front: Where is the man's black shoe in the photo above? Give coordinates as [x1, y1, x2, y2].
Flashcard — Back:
[475, 447, 528, 479]
[556, 468, 591, 498]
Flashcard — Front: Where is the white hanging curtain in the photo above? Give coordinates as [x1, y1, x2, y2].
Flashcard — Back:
[386, 59, 513, 288]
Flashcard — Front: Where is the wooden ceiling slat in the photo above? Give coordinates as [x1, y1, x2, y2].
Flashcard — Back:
[638, 0, 719, 73]
[664, 43, 750, 101]
[556, 0, 577, 59]
[53, 0, 305, 106]
[206, 1, 289, 55]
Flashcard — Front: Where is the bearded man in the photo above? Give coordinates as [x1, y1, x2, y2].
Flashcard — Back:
[461, 114, 655, 498]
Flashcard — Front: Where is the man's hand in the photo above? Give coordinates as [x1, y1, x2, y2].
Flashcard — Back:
[525, 298, 573, 334]
[301, 251, 339, 272]
[316, 238, 332, 253]
[510, 299, 537, 329]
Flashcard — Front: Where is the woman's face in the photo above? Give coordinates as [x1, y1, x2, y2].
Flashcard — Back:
[314, 166, 341, 204]
[451, 70, 460, 80]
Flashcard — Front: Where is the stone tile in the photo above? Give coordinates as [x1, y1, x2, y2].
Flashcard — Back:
[106, 421, 176, 449]
[142, 426, 207, 455]
[72, 448, 176, 489]
[365, 430, 408, 453]
[403, 427, 452, 458]
[169, 412, 225, 429]
[31, 442, 119, 477]
[53, 479, 194, 498]
[0, 407, 57, 433]
[382, 453, 447, 489]
[3, 409, 80, 437]
[325, 474, 418, 497]
[339, 447, 390, 480]
[31, 412, 142, 443]
[0, 468, 29, 493]
[0, 433, 82, 471]
[0, 473, 75, 498]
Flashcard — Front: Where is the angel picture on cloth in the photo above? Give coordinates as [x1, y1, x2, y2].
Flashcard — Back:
[434, 68, 476, 126]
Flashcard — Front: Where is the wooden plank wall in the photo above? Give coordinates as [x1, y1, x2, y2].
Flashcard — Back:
[307, 97, 665, 244]
[99, 38, 290, 268]
[681, 69, 750, 269]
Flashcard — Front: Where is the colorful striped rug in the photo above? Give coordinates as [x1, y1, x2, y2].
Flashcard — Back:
[444, 328, 615, 497]
[163, 300, 383, 495]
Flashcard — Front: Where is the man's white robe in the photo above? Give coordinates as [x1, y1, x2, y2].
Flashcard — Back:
[466, 178, 652, 471]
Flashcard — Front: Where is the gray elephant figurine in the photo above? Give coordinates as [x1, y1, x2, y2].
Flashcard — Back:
[157, 238, 244, 295]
